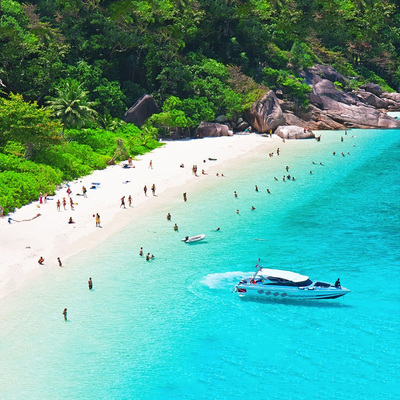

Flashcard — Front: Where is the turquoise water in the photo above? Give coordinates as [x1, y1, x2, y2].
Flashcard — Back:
[0, 129, 399, 399]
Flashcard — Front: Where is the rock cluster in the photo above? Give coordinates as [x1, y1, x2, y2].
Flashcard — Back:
[124, 64, 400, 138]
[242, 64, 400, 134]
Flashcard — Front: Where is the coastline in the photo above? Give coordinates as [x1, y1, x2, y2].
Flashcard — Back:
[0, 133, 281, 301]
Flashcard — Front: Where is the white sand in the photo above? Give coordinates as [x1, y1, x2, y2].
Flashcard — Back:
[0, 133, 281, 300]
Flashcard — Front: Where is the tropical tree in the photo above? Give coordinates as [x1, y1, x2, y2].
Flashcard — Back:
[0, 93, 60, 159]
[45, 79, 98, 136]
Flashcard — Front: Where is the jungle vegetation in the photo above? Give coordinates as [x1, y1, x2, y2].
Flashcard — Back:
[1, 0, 400, 213]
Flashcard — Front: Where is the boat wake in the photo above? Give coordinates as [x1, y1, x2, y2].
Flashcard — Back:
[200, 271, 252, 290]
[186, 271, 252, 302]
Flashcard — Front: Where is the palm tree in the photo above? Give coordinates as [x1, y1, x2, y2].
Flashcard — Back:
[46, 79, 98, 136]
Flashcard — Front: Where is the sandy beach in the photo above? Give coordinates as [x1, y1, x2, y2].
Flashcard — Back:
[0, 133, 281, 301]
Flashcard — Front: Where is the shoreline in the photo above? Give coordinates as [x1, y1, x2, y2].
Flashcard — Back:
[0, 133, 281, 302]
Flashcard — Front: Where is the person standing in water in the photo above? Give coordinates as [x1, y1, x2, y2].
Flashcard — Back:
[88, 277, 93, 290]
[63, 308, 67, 321]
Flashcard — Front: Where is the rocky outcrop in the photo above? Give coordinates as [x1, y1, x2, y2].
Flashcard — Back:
[355, 89, 387, 109]
[292, 64, 400, 130]
[275, 125, 315, 139]
[363, 83, 383, 97]
[245, 90, 285, 133]
[243, 64, 400, 136]
[123, 94, 159, 127]
[195, 122, 233, 137]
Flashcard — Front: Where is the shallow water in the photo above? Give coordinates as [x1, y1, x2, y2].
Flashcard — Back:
[0, 129, 399, 399]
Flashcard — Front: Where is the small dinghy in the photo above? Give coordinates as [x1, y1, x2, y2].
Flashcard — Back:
[182, 234, 205, 243]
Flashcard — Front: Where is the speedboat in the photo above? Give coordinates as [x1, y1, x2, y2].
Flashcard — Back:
[234, 266, 350, 300]
[182, 234, 205, 243]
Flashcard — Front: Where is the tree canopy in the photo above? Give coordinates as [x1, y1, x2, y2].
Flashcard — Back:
[1, 0, 400, 214]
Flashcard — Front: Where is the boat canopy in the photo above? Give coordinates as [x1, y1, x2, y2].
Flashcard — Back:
[257, 268, 309, 283]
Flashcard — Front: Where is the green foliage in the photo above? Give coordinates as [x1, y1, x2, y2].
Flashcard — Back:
[34, 142, 108, 181]
[0, 93, 61, 159]
[45, 78, 98, 134]
[2, 0, 400, 214]
[149, 95, 216, 134]
[290, 40, 317, 71]
[60, 61, 127, 117]
[276, 73, 311, 103]
[355, 67, 394, 92]
[262, 68, 311, 103]
[334, 81, 343, 91]
[0, 153, 62, 213]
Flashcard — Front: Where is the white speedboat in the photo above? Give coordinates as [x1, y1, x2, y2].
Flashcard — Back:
[182, 234, 205, 243]
[234, 266, 350, 300]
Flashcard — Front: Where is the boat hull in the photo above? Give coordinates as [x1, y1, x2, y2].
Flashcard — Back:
[235, 284, 350, 300]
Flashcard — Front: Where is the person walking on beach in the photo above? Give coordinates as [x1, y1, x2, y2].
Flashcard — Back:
[63, 308, 67, 321]
[144, 185, 147, 196]
[57, 257, 62, 267]
[95, 213, 101, 227]
[149, 160, 153, 169]
[88, 277, 93, 290]
[183, 192, 187, 202]
[120, 196, 126, 208]
[70, 197, 74, 210]
[82, 186, 87, 198]
[151, 184, 156, 196]
[38, 256, 44, 265]
[0, 205, 3, 218]
[56, 199, 61, 211]
[62, 198, 67, 210]
[128, 195, 132, 207]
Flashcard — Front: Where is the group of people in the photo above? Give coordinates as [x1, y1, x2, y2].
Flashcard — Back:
[143, 184, 157, 196]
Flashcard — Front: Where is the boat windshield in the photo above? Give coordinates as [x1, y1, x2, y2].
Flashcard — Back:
[264, 277, 313, 287]
[314, 282, 332, 288]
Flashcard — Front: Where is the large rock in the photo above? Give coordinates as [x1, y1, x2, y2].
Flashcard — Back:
[195, 122, 233, 137]
[294, 66, 400, 129]
[275, 125, 315, 139]
[320, 96, 400, 128]
[355, 89, 387, 109]
[123, 94, 159, 127]
[245, 90, 286, 133]
[381, 92, 400, 110]
[313, 80, 357, 106]
[363, 83, 383, 97]
[300, 64, 346, 86]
